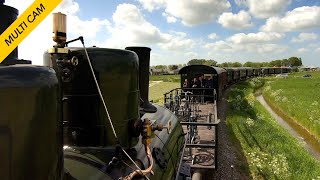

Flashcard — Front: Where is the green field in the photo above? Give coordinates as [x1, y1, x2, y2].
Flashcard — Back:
[227, 78, 320, 179]
[263, 71, 320, 140]
[150, 74, 180, 82]
[149, 75, 180, 104]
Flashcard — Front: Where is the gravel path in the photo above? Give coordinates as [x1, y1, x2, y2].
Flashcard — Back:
[207, 91, 251, 180]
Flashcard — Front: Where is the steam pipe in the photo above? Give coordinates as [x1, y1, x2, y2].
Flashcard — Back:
[122, 145, 153, 180]
[125, 46, 157, 113]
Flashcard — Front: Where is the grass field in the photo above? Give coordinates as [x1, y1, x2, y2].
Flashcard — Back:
[227, 78, 320, 179]
[149, 75, 180, 104]
[263, 71, 320, 140]
[150, 74, 180, 82]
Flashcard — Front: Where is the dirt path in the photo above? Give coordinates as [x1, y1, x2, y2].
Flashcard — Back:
[209, 91, 250, 180]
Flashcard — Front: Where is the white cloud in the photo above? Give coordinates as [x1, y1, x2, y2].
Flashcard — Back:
[218, 11, 253, 30]
[162, 12, 177, 23]
[227, 32, 284, 44]
[185, 52, 198, 58]
[138, 0, 231, 26]
[291, 33, 318, 42]
[247, 0, 291, 18]
[204, 32, 287, 54]
[158, 35, 195, 51]
[298, 48, 308, 53]
[261, 6, 320, 32]
[97, 4, 194, 53]
[205, 41, 233, 52]
[138, 0, 166, 12]
[208, 33, 218, 40]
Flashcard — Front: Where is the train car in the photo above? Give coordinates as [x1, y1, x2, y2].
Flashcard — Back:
[245, 67, 254, 77]
[269, 67, 276, 74]
[253, 68, 261, 76]
[233, 68, 241, 82]
[238, 67, 247, 80]
[274, 67, 282, 74]
[261, 67, 270, 76]
[224, 67, 235, 85]
[178, 65, 227, 100]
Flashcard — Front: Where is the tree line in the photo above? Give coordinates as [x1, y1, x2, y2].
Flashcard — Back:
[151, 57, 303, 71]
[187, 57, 302, 67]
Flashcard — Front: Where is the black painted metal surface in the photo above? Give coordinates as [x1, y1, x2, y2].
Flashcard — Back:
[0, 4, 18, 64]
[44, 47, 140, 148]
[0, 65, 62, 179]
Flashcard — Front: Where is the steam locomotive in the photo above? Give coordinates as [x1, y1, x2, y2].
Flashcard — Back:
[0, 1, 291, 179]
[0, 2, 184, 180]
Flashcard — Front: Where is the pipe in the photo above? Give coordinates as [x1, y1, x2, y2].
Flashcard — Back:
[125, 46, 157, 113]
[122, 145, 153, 180]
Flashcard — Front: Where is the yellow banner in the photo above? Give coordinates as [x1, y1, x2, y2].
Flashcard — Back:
[0, 0, 62, 63]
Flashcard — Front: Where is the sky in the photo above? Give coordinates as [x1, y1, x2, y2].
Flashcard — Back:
[4, 0, 320, 66]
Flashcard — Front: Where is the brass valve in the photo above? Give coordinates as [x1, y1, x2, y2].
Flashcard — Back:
[142, 118, 172, 146]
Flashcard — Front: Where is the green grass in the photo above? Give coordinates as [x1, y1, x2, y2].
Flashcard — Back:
[150, 74, 180, 82]
[149, 82, 180, 104]
[263, 71, 320, 140]
[226, 78, 320, 179]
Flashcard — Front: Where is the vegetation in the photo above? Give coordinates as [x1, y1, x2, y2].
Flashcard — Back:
[187, 59, 217, 66]
[226, 78, 320, 179]
[263, 71, 320, 140]
[149, 75, 180, 104]
[218, 57, 302, 68]
[218, 61, 243, 67]
[149, 82, 179, 104]
[150, 74, 180, 82]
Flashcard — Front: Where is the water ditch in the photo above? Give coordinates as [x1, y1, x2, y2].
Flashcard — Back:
[256, 95, 320, 161]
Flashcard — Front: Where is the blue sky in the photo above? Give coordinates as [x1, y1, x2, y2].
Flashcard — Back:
[5, 0, 320, 66]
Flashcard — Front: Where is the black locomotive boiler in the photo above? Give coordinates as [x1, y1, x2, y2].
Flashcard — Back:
[0, 2, 185, 180]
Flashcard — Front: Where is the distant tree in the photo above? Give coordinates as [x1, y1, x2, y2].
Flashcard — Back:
[288, 57, 302, 66]
[270, 60, 282, 67]
[203, 60, 217, 66]
[219, 62, 231, 67]
[244, 61, 254, 67]
[187, 59, 217, 66]
[154, 65, 167, 70]
[282, 59, 289, 66]
[187, 59, 204, 65]
[231, 62, 242, 67]
[168, 65, 179, 70]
